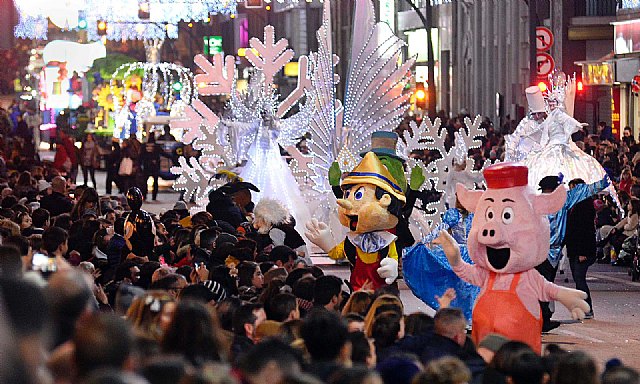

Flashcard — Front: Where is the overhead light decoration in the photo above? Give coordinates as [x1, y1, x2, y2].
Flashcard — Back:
[12, 0, 238, 40]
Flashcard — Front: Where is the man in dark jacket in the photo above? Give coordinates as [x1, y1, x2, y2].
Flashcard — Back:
[141, 135, 161, 200]
[387, 308, 485, 377]
[565, 178, 597, 319]
[230, 303, 266, 364]
[39, 176, 73, 217]
[206, 189, 245, 229]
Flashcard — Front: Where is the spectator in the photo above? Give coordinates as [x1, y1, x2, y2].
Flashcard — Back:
[0, 245, 22, 278]
[231, 303, 266, 363]
[39, 176, 73, 217]
[80, 133, 100, 188]
[28, 208, 49, 235]
[237, 261, 264, 290]
[42, 226, 68, 259]
[371, 311, 404, 362]
[552, 351, 598, 384]
[313, 275, 344, 312]
[73, 312, 133, 381]
[237, 339, 302, 384]
[269, 293, 300, 322]
[269, 245, 297, 272]
[602, 366, 640, 384]
[106, 141, 122, 195]
[142, 134, 161, 201]
[414, 356, 471, 384]
[161, 300, 224, 365]
[349, 331, 376, 368]
[126, 290, 175, 340]
[301, 309, 350, 381]
[342, 290, 373, 317]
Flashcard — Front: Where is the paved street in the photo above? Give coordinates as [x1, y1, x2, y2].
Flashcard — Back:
[78, 165, 640, 369]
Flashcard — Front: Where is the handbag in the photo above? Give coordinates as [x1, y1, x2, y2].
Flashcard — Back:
[118, 157, 133, 176]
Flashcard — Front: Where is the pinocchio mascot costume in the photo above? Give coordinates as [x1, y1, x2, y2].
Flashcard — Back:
[306, 152, 405, 290]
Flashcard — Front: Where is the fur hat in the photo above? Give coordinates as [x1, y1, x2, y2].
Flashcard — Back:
[253, 198, 291, 231]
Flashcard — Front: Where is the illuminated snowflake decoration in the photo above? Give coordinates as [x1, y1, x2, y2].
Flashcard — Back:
[417, 115, 488, 224]
[170, 25, 314, 213]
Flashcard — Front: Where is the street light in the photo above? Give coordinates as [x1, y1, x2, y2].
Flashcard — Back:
[97, 20, 108, 36]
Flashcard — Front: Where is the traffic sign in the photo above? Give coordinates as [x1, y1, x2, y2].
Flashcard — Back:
[536, 26, 554, 52]
[536, 52, 555, 78]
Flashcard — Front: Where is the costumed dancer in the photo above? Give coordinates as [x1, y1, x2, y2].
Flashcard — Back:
[305, 152, 404, 291]
[329, 131, 425, 252]
[523, 71, 617, 203]
[238, 111, 312, 239]
[535, 173, 610, 331]
[403, 130, 485, 322]
[504, 86, 549, 162]
[443, 133, 485, 209]
[433, 163, 590, 353]
[252, 197, 311, 265]
[403, 203, 480, 322]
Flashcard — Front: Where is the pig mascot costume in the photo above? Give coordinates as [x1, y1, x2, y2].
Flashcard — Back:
[434, 163, 590, 353]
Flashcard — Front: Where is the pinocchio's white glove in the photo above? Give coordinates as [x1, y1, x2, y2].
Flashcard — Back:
[304, 218, 336, 253]
[377, 258, 399, 285]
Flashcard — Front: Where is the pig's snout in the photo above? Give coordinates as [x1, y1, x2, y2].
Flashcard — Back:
[481, 229, 496, 237]
[477, 224, 503, 245]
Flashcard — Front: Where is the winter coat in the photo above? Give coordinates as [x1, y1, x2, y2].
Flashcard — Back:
[206, 190, 245, 229]
[565, 197, 597, 259]
[81, 141, 100, 168]
[142, 142, 161, 173]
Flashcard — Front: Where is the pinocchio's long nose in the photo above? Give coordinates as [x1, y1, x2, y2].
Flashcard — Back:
[337, 199, 353, 210]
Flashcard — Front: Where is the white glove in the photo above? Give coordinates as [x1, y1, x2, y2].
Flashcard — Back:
[377, 258, 399, 285]
[556, 287, 590, 320]
[304, 218, 336, 253]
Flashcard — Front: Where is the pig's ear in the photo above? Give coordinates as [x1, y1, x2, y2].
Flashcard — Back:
[456, 183, 483, 213]
[532, 186, 567, 215]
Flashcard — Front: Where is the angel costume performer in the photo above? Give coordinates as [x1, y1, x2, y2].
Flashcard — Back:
[403, 208, 480, 322]
[521, 73, 613, 197]
[237, 113, 312, 235]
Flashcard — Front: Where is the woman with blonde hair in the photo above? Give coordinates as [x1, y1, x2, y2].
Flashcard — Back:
[126, 290, 175, 340]
[363, 294, 404, 337]
[341, 290, 373, 317]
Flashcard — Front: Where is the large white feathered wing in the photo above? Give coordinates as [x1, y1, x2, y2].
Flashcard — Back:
[307, 0, 341, 194]
[342, 0, 415, 157]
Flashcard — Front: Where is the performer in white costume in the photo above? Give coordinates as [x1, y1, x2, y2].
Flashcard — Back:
[523, 72, 614, 200]
[444, 132, 485, 208]
[238, 112, 312, 236]
[504, 86, 549, 162]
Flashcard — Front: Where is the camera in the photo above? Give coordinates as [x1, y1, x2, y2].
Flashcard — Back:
[32, 253, 57, 279]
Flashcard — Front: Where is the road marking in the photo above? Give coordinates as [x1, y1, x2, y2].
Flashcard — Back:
[589, 272, 640, 288]
[556, 329, 604, 343]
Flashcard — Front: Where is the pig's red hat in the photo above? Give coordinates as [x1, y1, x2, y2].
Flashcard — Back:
[483, 163, 528, 189]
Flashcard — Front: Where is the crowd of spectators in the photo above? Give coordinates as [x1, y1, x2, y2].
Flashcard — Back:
[0, 103, 638, 383]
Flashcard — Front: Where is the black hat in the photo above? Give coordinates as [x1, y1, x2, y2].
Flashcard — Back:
[219, 181, 260, 195]
[538, 175, 561, 191]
